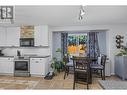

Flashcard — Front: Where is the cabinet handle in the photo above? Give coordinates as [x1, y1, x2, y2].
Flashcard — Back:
[35, 61, 38, 63]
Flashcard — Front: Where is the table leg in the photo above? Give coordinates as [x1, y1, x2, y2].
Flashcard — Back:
[89, 67, 92, 84]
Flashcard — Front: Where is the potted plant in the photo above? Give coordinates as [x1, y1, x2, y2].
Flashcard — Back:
[51, 48, 65, 75]
[116, 47, 127, 56]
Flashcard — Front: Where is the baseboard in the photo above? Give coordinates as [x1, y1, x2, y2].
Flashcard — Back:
[30, 74, 44, 77]
[111, 73, 115, 75]
[0, 73, 13, 76]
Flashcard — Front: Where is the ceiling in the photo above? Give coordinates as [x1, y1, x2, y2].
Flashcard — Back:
[0, 5, 127, 27]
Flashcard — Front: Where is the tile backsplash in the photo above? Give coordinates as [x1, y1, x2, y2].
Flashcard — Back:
[2, 48, 50, 56]
[20, 26, 34, 38]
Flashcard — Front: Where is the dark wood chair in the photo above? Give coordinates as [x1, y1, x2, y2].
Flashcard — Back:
[73, 56, 91, 89]
[90, 55, 107, 80]
[63, 55, 73, 79]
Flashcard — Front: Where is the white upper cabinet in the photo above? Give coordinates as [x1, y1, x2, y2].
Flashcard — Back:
[0, 27, 6, 46]
[35, 25, 49, 46]
[6, 27, 20, 46]
[0, 25, 49, 47]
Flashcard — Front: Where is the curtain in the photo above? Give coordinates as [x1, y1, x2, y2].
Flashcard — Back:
[87, 32, 100, 59]
[61, 33, 68, 59]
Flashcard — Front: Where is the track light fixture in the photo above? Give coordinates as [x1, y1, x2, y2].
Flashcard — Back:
[78, 5, 85, 20]
[79, 15, 83, 20]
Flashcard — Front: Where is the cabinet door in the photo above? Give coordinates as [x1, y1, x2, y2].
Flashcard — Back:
[0, 58, 4, 73]
[41, 26, 48, 46]
[30, 58, 44, 75]
[0, 58, 14, 74]
[39, 58, 47, 75]
[4, 58, 14, 74]
[34, 26, 41, 46]
[0, 27, 6, 46]
[6, 27, 20, 46]
[43, 57, 49, 75]
[35, 25, 49, 46]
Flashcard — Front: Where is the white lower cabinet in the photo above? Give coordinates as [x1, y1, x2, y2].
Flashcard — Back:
[0, 57, 14, 74]
[30, 57, 49, 76]
[0, 57, 49, 76]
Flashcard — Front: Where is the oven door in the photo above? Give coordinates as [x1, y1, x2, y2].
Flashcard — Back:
[15, 61, 29, 71]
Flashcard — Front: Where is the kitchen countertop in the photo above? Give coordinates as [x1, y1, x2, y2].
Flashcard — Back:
[0, 56, 14, 58]
[0, 55, 50, 58]
[29, 55, 50, 58]
[13, 55, 50, 61]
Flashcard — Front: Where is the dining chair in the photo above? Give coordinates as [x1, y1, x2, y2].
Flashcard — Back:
[73, 56, 91, 89]
[63, 55, 73, 79]
[90, 54, 107, 80]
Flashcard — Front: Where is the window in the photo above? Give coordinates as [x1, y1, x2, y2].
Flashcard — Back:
[68, 33, 87, 56]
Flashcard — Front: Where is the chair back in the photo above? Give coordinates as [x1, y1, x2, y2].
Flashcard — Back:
[100, 55, 107, 67]
[72, 56, 91, 89]
[73, 56, 91, 73]
[63, 54, 69, 64]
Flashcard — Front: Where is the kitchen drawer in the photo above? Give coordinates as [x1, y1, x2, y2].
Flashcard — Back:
[30, 58, 44, 60]
[0, 57, 14, 62]
[0, 58, 7, 61]
[7, 58, 14, 62]
[30, 58, 45, 63]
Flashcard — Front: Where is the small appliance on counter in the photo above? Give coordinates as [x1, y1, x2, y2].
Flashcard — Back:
[0, 50, 4, 56]
[20, 38, 34, 47]
[17, 50, 21, 56]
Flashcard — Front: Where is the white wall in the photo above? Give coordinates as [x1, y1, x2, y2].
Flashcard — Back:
[52, 32, 61, 60]
[50, 24, 127, 75]
[98, 31, 107, 55]
[48, 26, 53, 61]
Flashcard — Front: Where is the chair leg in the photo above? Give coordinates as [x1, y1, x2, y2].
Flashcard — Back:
[87, 77, 89, 89]
[73, 74, 75, 89]
[73, 82, 75, 89]
[64, 71, 66, 79]
[103, 69, 105, 80]
[100, 70, 103, 80]
[87, 83, 89, 89]
[64, 66, 67, 79]
[67, 66, 69, 76]
[90, 68, 92, 84]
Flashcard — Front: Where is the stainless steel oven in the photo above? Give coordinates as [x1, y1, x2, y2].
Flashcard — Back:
[20, 38, 34, 47]
[14, 59, 30, 77]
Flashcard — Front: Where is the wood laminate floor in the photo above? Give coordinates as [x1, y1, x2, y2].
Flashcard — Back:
[0, 72, 121, 90]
